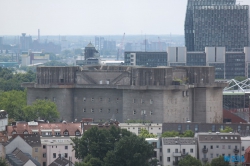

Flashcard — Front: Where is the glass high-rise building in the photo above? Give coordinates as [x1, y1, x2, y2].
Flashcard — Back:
[185, 0, 249, 51]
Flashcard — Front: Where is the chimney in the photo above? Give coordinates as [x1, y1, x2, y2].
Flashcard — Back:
[38, 29, 40, 43]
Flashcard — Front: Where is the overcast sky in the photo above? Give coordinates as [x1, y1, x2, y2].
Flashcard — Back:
[0, 0, 250, 36]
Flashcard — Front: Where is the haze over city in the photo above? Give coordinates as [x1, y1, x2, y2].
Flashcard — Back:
[1, 0, 250, 36]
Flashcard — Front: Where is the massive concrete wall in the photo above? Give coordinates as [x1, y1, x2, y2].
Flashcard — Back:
[163, 90, 191, 123]
[122, 90, 164, 123]
[73, 89, 123, 122]
[27, 88, 74, 121]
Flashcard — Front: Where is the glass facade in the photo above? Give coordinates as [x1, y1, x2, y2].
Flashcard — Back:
[124, 52, 167, 67]
[208, 63, 225, 79]
[185, 0, 249, 51]
[225, 53, 245, 79]
[186, 52, 206, 66]
[223, 94, 250, 110]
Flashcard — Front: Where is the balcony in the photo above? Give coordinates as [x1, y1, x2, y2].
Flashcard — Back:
[202, 158, 208, 163]
[173, 152, 181, 157]
[173, 160, 179, 166]
[202, 148, 208, 153]
[233, 148, 239, 154]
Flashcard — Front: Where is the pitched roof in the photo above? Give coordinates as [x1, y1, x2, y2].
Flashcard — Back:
[4, 134, 41, 147]
[49, 157, 73, 166]
[6, 148, 41, 166]
[7, 122, 82, 137]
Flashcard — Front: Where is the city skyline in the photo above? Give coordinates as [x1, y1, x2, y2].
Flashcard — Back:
[1, 0, 249, 36]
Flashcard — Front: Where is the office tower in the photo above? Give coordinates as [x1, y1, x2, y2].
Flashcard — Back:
[185, 0, 249, 51]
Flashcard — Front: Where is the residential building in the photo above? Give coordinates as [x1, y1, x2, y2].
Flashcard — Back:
[22, 65, 226, 123]
[146, 137, 162, 165]
[196, 132, 241, 165]
[119, 123, 162, 136]
[163, 123, 250, 137]
[3, 134, 42, 165]
[0, 110, 8, 131]
[49, 156, 74, 166]
[241, 137, 250, 157]
[6, 121, 82, 138]
[162, 137, 197, 166]
[41, 137, 78, 166]
[6, 148, 41, 166]
[184, 0, 249, 52]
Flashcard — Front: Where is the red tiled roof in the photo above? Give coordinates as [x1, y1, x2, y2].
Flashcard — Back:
[6, 122, 82, 137]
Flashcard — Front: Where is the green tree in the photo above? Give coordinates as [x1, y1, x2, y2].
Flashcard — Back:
[72, 126, 155, 166]
[0, 157, 7, 166]
[181, 130, 194, 137]
[220, 126, 233, 133]
[162, 130, 179, 137]
[178, 155, 202, 166]
[211, 156, 229, 166]
[103, 135, 154, 166]
[0, 90, 26, 120]
[23, 99, 59, 122]
[139, 128, 157, 138]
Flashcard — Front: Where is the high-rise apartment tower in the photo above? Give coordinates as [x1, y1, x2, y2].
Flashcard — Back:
[185, 0, 249, 51]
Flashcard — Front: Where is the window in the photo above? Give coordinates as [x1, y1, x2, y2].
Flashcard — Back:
[211, 153, 213, 158]
[228, 145, 231, 149]
[43, 162, 46, 166]
[152, 142, 157, 148]
[35, 148, 38, 152]
[216, 145, 219, 148]
[222, 145, 225, 149]
[167, 149, 170, 153]
[64, 131, 69, 136]
[43, 153, 46, 158]
[75, 131, 81, 136]
[190, 148, 193, 153]
[65, 153, 68, 158]
[83, 108, 86, 112]
[55, 132, 60, 136]
[211, 145, 213, 149]
[175, 149, 178, 153]
[108, 109, 110, 113]
[91, 98, 94, 102]
[150, 99, 153, 104]
[43, 145, 46, 149]
[242, 146, 245, 151]
[23, 131, 28, 134]
[133, 110, 136, 115]
[65, 146, 68, 150]
[216, 154, 219, 157]
[116, 109, 118, 113]
[99, 108, 102, 113]
[167, 157, 170, 162]
[91, 109, 94, 113]
[53, 97, 56, 102]
[186, 124, 190, 130]
[133, 99, 136, 103]
[178, 124, 182, 131]
[53, 153, 56, 158]
[195, 125, 198, 132]
[150, 111, 153, 115]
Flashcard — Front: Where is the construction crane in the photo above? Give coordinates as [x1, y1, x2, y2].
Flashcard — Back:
[117, 33, 125, 60]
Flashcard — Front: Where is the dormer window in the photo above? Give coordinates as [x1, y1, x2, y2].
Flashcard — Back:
[23, 130, 29, 134]
[75, 130, 81, 136]
[63, 130, 69, 136]
[12, 131, 17, 135]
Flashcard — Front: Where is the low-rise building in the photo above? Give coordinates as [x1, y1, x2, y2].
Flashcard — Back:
[119, 123, 162, 136]
[3, 134, 42, 165]
[196, 132, 242, 165]
[146, 137, 162, 165]
[0, 110, 8, 131]
[6, 121, 82, 138]
[162, 137, 197, 166]
[49, 156, 74, 166]
[41, 137, 78, 166]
